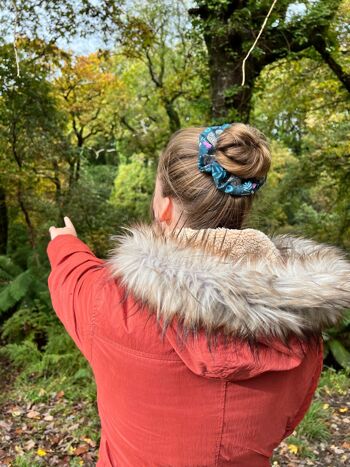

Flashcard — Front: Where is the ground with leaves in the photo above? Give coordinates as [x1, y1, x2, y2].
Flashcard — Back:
[0, 356, 349, 466]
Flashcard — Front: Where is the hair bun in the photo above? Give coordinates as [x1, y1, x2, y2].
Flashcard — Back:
[215, 123, 271, 179]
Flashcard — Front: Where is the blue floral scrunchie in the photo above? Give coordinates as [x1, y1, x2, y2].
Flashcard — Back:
[198, 124, 266, 196]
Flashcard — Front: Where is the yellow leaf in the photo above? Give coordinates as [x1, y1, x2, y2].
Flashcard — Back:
[339, 407, 348, 413]
[287, 444, 298, 454]
[68, 445, 75, 454]
[37, 448, 47, 457]
[83, 437, 96, 447]
[323, 403, 330, 410]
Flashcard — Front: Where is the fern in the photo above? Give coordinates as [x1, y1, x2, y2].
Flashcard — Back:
[1, 302, 54, 342]
[0, 255, 22, 278]
[0, 340, 42, 367]
[0, 270, 34, 313]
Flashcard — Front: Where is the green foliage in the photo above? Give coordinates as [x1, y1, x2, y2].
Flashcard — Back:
[249, 140, 298, 233]
[110, 154, 156, 225]
[0, 255, 22, 279]
[1, 340, 42, 368]
[12, 455, 41, 467]
[1, 301, 52, 343]
[323, 309, 350, 369]
[295, 400, 330, 441]
[1, 299, 94, 399]
[0, 252, 49, 315]
[61, 164, 120, 256]
[0, 249, 52, 315]
[0, 270, 33, 313]
[317, 367, 350, 396]
[327, 339, 350, 369]
[251, 42, 350, 247]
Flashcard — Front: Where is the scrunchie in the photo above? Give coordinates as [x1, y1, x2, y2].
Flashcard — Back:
[198, 124, 266, 196]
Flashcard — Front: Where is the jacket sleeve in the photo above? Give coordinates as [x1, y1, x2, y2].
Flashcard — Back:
[47, 234, 106, 363]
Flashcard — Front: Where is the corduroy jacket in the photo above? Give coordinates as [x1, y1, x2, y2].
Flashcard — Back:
[47, 223, 350, 466]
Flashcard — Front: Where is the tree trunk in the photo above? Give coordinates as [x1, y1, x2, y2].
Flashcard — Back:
[205, 33, 254, 122]
[164, 99, 181, 132]
[17, 188, 36, 248]
[0, 186, 8, 254]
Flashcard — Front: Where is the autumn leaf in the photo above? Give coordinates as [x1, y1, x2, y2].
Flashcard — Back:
[74, 444, 89, 455]
[68, 446, 76, 455]
[82, 437, 96, 447]
[27, 410, 41, 419]
[287, 444, 299, 455]
[24, 439, 35, 451]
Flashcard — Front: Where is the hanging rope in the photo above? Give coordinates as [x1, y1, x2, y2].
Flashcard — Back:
[241, 0, 278, 86]
[12, 0, 21, 77]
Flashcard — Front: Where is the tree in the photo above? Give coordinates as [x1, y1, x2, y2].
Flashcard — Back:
[120, 0, 209, 133]
[0, 39, 69, 248]
[0, 1, 122, 44]
[190, 0, 349, 122]
[55, 52, 120, 184]
[110, 154, 156, 225]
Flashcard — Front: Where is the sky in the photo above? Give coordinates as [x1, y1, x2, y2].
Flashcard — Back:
[57, 34, 110, 56]
[55, 1, 309, 56]
[1, 0, 310, 57]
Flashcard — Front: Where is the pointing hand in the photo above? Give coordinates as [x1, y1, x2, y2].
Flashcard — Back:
[49, 216, 77, 240]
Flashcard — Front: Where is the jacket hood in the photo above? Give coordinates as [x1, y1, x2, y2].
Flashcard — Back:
[107, 222, 350, 342]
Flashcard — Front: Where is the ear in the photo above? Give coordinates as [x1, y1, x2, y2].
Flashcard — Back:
[159, 196, 173, 224]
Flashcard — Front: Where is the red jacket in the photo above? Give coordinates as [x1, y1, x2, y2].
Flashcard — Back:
[47, 223, 350, 466]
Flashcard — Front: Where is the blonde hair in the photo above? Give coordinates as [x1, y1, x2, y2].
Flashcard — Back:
[156, 123, 271, 229]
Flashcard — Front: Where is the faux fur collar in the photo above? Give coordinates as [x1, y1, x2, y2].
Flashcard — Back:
[107, 223, 350, 340]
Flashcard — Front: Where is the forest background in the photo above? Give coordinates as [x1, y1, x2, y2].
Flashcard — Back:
[0, 0, 349, 465]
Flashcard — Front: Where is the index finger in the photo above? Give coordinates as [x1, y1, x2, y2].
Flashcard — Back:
[64, 216, 74, 229]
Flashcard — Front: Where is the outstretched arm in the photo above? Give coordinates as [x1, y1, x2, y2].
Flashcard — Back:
[47, 217, 105, 362]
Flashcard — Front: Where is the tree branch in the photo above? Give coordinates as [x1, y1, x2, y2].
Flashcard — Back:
[312, 35, 350, 93]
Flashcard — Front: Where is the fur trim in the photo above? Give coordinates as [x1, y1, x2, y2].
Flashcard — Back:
[107, 223, 350, 340]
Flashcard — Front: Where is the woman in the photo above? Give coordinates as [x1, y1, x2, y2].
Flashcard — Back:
[47, 123, 350, 466]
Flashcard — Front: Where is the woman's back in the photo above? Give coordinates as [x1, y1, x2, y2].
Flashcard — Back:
[47, 222, 348, 466]
[92, 301, 322, 467]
